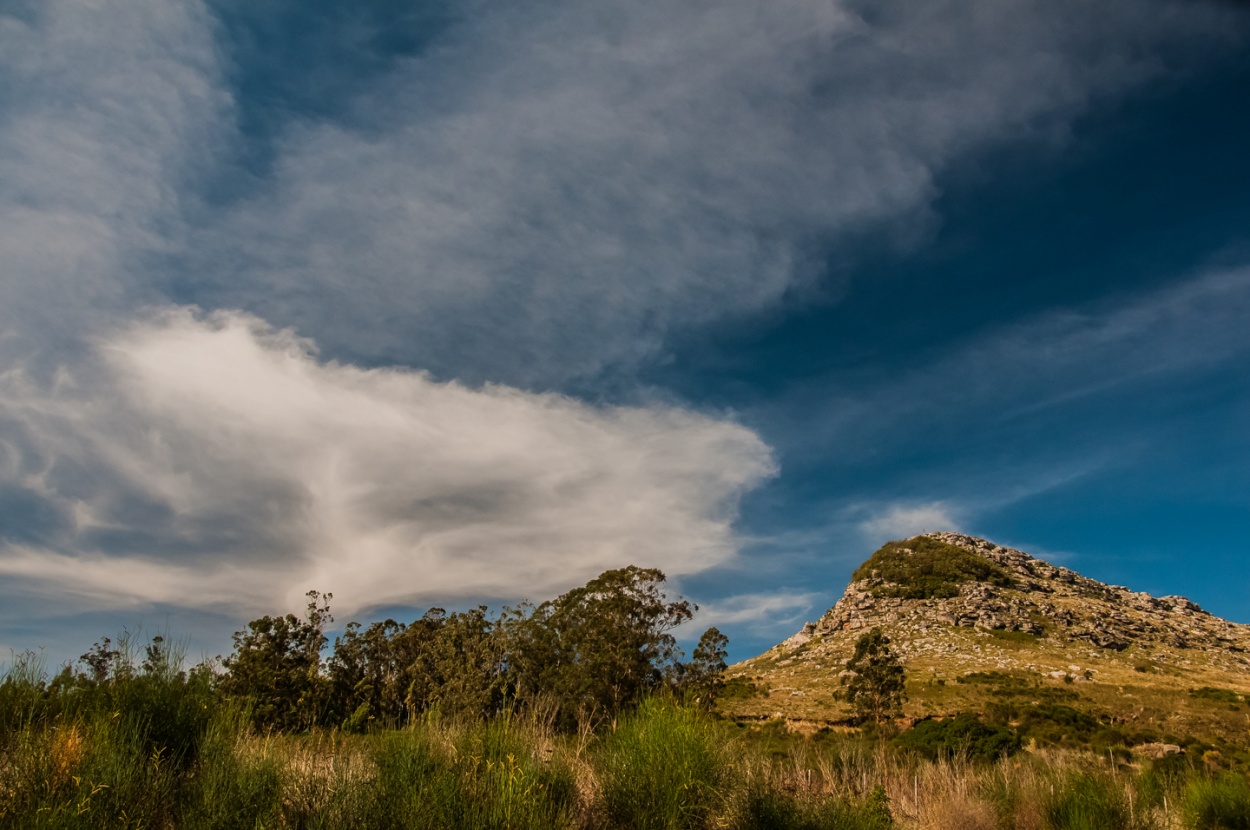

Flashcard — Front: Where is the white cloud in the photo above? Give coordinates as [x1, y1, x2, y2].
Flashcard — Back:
[0, 310, 775, 617]
[858, 502, 961, 542]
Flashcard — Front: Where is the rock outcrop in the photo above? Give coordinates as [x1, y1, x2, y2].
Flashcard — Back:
[796, 532, 1248, 658]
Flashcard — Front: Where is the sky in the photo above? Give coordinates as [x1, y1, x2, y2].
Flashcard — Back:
[2, 0, 1250, 668]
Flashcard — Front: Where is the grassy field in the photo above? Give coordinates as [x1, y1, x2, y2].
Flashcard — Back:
[3, 657, 1250, 829]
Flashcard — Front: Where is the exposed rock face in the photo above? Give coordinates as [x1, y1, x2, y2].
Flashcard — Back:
[803, 533, 1249, 657]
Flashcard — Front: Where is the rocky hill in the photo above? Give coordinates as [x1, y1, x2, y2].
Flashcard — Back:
[723, 533, 1250, 746]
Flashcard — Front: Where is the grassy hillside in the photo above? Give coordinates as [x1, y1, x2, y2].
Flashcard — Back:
[725, 535, 1250, 765]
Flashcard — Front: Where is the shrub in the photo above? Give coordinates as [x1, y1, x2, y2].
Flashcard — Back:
[988, 629, 1042, 644]
[180, 705, 283, 830]
[363, 716, 576, 830]
[852, 537, 1014, 599]
[1190, 687, 1245, 705]
[1015, 704, 1103, 748]
[894, 713, 1020, 763]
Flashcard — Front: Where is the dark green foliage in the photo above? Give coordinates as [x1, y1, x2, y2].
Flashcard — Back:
[894, 713, 1021, 762]
[1135, 753, 1194, 812]
[720, 676, 765, 701]
[851, 536, 1014, 599]
[957, 670, 1078, 703]
[842, 628, 906, 727]
[675, 627, 729, 707]
[0, 636, 222, 829]
[179, 705, 284, 830]
[1016, 704, 1100, 746]
[988, 628, 1042, 644]
[401, 606, 509, 721]
[1044, 770, 1132, 830]
[226, 567, 700, 732]
[1183, 773, 1250, 830]
[361, 717, 577, 830]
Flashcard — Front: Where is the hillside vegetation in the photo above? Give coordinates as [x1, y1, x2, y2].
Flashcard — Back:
[2, 659, 1248, 829]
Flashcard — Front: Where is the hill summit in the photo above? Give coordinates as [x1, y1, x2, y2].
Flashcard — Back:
[724, 533, 1250, 743]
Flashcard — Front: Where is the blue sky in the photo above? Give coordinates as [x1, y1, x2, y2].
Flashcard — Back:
[2, 0, 1250, 667]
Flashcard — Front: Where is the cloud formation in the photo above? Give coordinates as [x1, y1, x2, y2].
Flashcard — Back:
[0, 311, 775, 617]
[789, 266, 1250, 461]
[0, 0, 1245, 649]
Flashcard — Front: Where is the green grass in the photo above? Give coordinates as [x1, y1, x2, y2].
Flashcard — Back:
[852, 536, 1014, 599]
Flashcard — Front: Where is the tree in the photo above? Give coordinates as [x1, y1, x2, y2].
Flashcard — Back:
[404, 606, 508, 721]
[505, 566, 694, 728]
[842, 627, 906, 727]
[675, 626, 729, 706]
[219, 590, 333, 731]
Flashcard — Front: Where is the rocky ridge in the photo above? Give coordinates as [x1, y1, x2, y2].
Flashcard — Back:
[783, 532, 1249, 659]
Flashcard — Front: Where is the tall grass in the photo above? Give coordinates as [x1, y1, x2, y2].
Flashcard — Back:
[1182, 773, 1250, 830]
[595, 697, 729, 830]
[360, 713, 577, 830]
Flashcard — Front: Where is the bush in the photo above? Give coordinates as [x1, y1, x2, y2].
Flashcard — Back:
[1015, 704, 1103, 748]
[894, 713, 1020, 763]
[852, 537, 1014, 599]
[1190, 687, 1245, 705]
[179, 705, 283, 830]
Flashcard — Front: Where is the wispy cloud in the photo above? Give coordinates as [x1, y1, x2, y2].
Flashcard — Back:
[787, 266, 1250, 461]
[191, 0, 1241, 385]
[0, 311, 775, 618]
[0, 0, 228, 355]
[692, 591, 820, 635]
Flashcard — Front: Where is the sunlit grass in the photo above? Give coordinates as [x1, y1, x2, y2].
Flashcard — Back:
[3, 659, 1249, 829]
